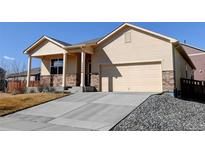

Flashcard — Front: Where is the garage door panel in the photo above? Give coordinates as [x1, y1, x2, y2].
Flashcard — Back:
[101, 63, 162, 92]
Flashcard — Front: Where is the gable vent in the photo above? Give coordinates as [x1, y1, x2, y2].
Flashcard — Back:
[124, 31, 131, 43]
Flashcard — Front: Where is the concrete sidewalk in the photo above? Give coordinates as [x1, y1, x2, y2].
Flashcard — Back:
[0, 92, 153, 131]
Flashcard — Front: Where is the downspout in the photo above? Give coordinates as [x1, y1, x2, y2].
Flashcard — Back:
[172, 45, 176, 96]
[173, 43, 183, 97]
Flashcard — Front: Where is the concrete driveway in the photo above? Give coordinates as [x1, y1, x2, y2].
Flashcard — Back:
[0, 92, 153, 131]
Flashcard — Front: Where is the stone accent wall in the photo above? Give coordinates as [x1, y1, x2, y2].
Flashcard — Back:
[91, 74, 100, 91]
[40, 75, 51, 87]
[41, 74, 78, 87]
[162, 71, 175, 92]
[66, 74, 78, 86]
[52, 75, 62, 87]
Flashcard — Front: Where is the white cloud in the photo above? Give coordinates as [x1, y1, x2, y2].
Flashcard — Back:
[3, 56, 15, 61]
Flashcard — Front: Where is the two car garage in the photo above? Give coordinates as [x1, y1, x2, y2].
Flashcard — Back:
[100, 61, 163, 92]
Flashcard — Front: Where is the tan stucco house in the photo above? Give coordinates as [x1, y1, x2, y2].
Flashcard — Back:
[24, 23, 195, 94]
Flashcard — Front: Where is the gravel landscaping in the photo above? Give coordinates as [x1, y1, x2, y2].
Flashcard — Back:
[111, 94, 205, 131]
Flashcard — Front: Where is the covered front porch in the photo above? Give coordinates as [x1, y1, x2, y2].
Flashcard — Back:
[26, 38, 95, 91]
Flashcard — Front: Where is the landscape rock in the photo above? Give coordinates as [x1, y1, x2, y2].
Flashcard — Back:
[112, 94, 205, 131]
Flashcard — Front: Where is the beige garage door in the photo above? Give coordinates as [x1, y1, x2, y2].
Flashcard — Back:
[101, 62, 162, 92]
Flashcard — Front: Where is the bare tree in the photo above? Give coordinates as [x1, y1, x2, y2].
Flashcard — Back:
[21, 61, 26, 72]
[0, 59, 26, 78]
[0, 58, 27, 92]
[0, 59, 10, 75]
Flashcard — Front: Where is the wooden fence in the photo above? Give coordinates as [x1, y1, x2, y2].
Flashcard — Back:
[7, 80, 40, 93]
[181, 78, 205, 101]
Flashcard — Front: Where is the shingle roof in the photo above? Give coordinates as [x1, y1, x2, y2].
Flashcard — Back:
[7, 67, 40, 78]
[180, 43, 205, 54]
[24, 34, 104, 54]
[48, 37, 72, 46]
[23, 35, 73, 54]
[72, 37, 103, 46]
[48, 36, 103, 46]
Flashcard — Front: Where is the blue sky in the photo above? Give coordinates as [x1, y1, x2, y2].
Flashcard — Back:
[0, 22, 205, 69]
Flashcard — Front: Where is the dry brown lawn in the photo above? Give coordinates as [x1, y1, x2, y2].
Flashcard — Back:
[0, 92, 69, 116]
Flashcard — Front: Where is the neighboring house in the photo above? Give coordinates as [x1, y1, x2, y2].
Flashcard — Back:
[7, 67, 40, 81]
[181, 43, 205, 81]
[23, 23, 195, 94]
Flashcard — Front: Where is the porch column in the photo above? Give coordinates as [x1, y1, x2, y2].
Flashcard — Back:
[80, 51, 86, 87]
[26, 55, 32, 87]
[62, 53, 67, 87]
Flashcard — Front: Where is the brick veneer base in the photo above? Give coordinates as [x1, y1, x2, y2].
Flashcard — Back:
[66, 74, 78, 86]
[40, 75, 51, 87]
[91, 74, 100, 91]
[52, 75, 62, 87]
[162, 70, 175, 92]
[41, 72, 174, 92]
[40, 74, 78, 87]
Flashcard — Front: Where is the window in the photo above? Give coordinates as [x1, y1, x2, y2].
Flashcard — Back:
[50, 59, 63, 74]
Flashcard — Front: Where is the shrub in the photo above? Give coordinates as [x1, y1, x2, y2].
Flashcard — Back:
[37, 86, 44, 93]
[29, 88, 35, 93]
[12, 90, 17, 95]
[42, 87, 49, 93]
[49, 87, 55, 93]
[12, 86, 26, 95]
[38, 83, 51, 93]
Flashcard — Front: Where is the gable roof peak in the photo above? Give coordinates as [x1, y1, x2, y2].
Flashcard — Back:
[24, 35, 71, 54]
[97, 23, 178, 44]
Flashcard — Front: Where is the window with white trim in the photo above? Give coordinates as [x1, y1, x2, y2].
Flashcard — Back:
[50, 59, 63, 74]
